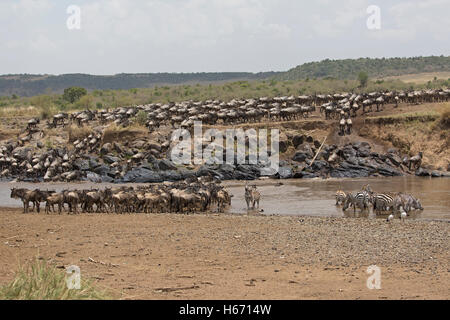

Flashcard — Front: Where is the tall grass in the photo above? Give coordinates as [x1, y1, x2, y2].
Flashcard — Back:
[0, 258, 111, 300]
[67, 125, 94, 142]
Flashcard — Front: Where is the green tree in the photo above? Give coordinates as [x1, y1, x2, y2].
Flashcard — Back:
[358, 71, 368, 87]
[63, 87, 87, 103]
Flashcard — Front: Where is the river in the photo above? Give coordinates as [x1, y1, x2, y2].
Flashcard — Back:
[2, 176, 449, 221]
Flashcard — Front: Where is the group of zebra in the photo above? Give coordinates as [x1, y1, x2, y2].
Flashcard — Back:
[335, 184, 423, 219]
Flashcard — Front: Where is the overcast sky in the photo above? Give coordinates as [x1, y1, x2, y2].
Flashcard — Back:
[0, 0, 449, 75]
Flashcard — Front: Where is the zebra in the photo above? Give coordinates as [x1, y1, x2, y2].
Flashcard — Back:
[244, 183, 260, 210]
[393, 193, 423, 213]
[244, 183, 253, 210]
[342, 191, 371, 213]
[251, 186, 261, 210]
[335, 190, 347, 205]
[373, 193, 395, 215]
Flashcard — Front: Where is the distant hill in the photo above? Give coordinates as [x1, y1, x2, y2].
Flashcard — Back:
[1, 56, 449, 97]
[276, 56, 450, 81]
[0, 72, 279, 97]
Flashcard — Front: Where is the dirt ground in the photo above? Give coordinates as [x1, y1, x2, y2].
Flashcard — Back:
[0, 207, 448, 300]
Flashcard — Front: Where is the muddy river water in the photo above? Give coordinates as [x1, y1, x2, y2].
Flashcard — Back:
[1, 177, 449, 221]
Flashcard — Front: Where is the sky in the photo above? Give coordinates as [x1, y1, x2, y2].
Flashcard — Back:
[0, 0, 449, 75]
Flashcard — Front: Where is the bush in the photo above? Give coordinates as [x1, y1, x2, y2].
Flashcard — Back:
[358, 71, 369, 87]
[439, 110, 450, 128]
[0, 258, 110, 300]
[40, 105, 53, 119]
[135, 110, 148, 126]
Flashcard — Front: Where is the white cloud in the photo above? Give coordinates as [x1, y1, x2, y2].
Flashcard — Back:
[0, 0, 448, 74]
[369, 0, 450, 42]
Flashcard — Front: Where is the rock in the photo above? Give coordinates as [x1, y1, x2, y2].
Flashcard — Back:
[415, 168, 430, 177]
[340, 145, 357, 160]
[300, 172, 320, 179]
[312, 160, 329, 171]
[431, 170, 442, 177]
[103, 154, 120, 164]
[86, 172, 102, 183]
[377, 164, 403, 176]
[123, 167, 162, 183]
[293, 152, 308, 163]
[159, 170, 183, 181]
[36, 141, 44, 149]
[330, 168, 369, 178]
[387, 153, 402, 166]
[88, 158, 100, 169]
[357, 148, 371, 157]
[93, 164, 111, 176]
[292, 135, 305, 149]
[276, 166, 293, 179]
[293, 144, 314, 162]
[72, 159, 90, 171]
[158, 159, 177, 171]
[217, 164, 236, 180]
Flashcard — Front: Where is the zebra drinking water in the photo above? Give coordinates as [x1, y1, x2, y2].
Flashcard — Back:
[342, 191, 371, 213]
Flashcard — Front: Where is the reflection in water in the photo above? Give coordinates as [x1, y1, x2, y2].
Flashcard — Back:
[1, 177, 449, 221]
[225, 177, 450, 221]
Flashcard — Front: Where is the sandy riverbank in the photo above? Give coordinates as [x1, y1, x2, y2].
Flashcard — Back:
[0, 207, 448, 299]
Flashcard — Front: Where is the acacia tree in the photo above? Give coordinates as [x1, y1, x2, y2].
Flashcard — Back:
[358, 71, 369, 87]
[63, 87, 87, 103]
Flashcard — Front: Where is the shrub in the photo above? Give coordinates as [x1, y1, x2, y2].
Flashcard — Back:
[439, 110, 450, 128]
[135, 110, 148, 126]
[0, 258, 110, 300]
[40, 105, 53, 120]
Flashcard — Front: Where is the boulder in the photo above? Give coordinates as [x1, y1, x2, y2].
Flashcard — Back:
[415, 168, 430, 177]
[276, 166, 293, 179]
[387, 153, 402, 166]
[122, 167, 162, 183]
[72, 159, 90, 171]
[158, 159, 177, 171]
[86, 172, 102, 183]
[292, 135, 305, 149]
[103, 154, 120, 164]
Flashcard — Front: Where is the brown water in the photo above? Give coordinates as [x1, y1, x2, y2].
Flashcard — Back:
[224, 177, 450, 221]
[2, 177, 449, 221]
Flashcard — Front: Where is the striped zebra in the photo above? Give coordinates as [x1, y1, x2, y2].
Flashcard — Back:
[342, 191, 371, 213]
[373, 193, 395, 214]
[335, 190, 347, 205]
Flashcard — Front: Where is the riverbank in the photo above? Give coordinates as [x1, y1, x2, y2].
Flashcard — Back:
[0, 102, 449, 183]
[0, 208, 448, 299]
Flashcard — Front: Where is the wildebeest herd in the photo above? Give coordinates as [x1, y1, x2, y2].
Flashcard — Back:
[44, 88, 449, 130]
[9, 177, 232, 215]
[336, 184, 423, 219]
